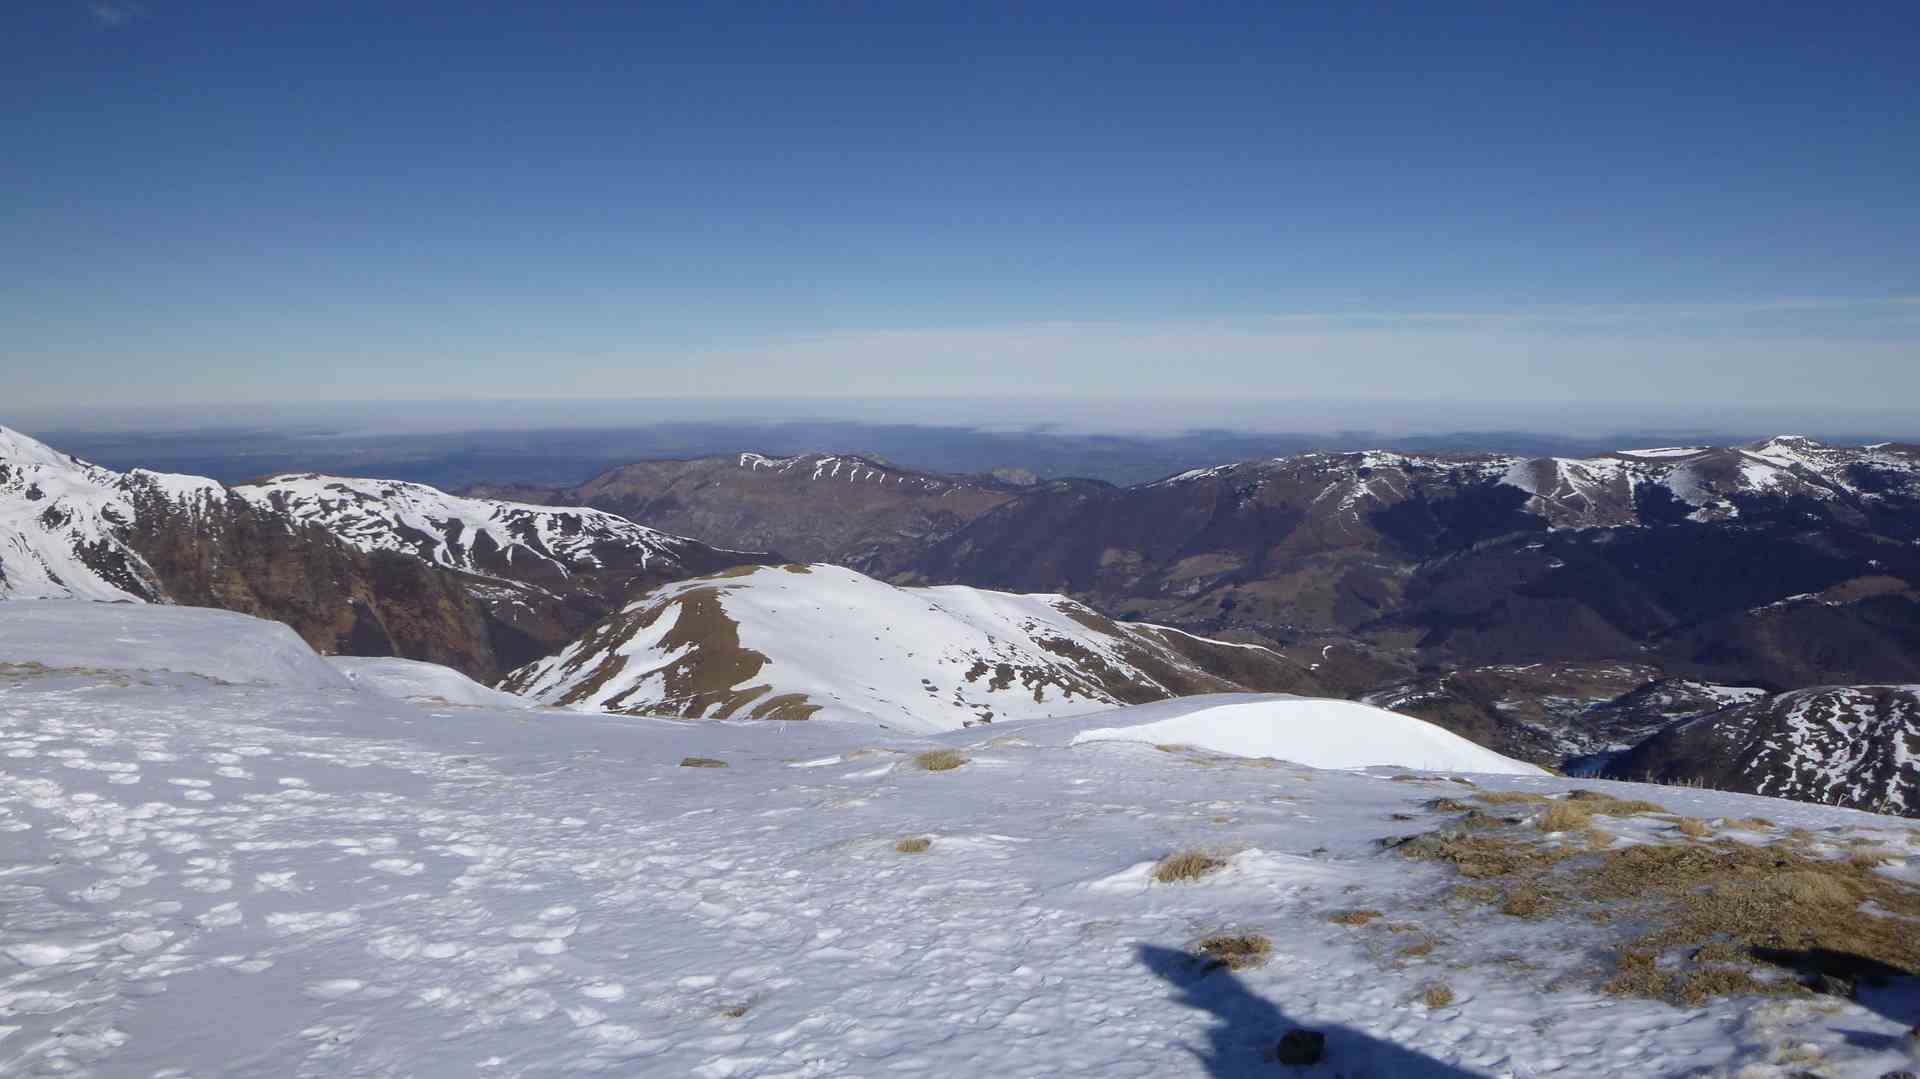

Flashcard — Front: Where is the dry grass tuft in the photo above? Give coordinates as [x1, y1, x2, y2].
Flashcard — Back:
[1563, 789, 1668, 815]
[1151, 850, 1227, 883]
[1674, 817, 1714, 839]
[1195, 933, 1273, 971]
[1423, 797, 1475, 813]
[1848, 849, 1897, 870]
[1396, 830, 1574, 880]
[1475, 791, 1551, 806]
[1499, 883, 1557, 918]
[913, 749, 968, 772]
[1421, 982, 1456, 1008]
[679, 756, 729, 768]
[1536, 802, 1594, 833]
[895, 836, 931, 853]
[1733, 817, 1775, 830]
[1329, 909, 1384, 927]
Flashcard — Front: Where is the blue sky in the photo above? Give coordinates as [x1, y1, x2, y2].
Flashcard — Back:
[3, 1, 1916, 423]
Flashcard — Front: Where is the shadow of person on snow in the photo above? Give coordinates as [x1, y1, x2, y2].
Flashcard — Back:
[1138, 944, 1483, 1077]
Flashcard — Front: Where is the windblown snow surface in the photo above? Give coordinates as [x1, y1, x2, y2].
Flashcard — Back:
[328, 656, 534, 709]
[1065, 695, 1544, 776]
[3, 605, 1919, 1077]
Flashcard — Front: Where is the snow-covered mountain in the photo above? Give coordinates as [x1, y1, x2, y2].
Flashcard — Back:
[4, 601, 1918, 1077]
[0, 425, 225, 602]
[233, 473, 725, 588]
[0, 426, 772, 680]
[504, 562, 1320, 729]
[1606, 684, 1920, 817]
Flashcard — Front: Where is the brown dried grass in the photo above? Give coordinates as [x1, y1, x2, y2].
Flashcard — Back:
[1151, 850, 1227, 883]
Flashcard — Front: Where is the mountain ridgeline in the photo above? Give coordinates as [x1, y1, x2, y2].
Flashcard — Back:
[0, 427, 777, 682]
[6, 425, 1919, 816]
[481, 439, 1920, 691]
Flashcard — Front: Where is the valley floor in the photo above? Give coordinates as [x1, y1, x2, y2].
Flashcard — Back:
[2, 665, 1918, 1076]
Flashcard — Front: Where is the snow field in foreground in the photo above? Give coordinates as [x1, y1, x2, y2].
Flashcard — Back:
[2, 658, 1917, 1076]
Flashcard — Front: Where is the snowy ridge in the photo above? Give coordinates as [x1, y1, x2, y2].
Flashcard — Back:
[233, 474, 694, 583]
[736, 452, 960, 490]
[329, 656, 534, 708]
[1145, 436, 1918, 530]
[506, 563, 1302, 730]
[1057, 694, 1544, 775]
[0, 427, 224, 601]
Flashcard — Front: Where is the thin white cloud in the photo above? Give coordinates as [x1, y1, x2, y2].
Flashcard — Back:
[87, 1, 146, 27]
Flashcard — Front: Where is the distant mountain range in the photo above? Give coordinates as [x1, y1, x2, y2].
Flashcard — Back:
[6, 425, 1917, 816]
[479, 438, 1920, 689]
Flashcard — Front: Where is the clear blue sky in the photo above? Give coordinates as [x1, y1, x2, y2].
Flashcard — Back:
[4, 1, 1916, 421]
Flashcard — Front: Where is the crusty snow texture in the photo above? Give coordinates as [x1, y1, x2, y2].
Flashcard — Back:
[4, 603, 1918, 1077]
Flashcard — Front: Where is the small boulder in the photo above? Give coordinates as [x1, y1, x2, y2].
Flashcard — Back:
[679, 757, 728, 769]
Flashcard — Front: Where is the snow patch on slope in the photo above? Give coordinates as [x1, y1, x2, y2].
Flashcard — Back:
[1059, 693, 1546, 775]
[329, 656, 533, 708]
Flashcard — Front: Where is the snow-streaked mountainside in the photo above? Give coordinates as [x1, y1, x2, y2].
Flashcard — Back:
[503, 563, 1317, 730]
[328, 656, 534, 709]
[1062, 694, 1546, 775]
[1607, 684, 1920, 817]
[0, 427, 224, 602]
[0, 426, 775, 682]
[233, 473, 715, 585]
[4, 603, 1919, 1077]
[1151, 436, 1920, 529]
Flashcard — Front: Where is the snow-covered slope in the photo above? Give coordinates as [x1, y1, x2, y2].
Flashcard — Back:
[0, 599, 349, 689]
[0, 426, 776, 682]
[503, 563, 1314, 730]
[233, 473, 715, 585]
[0, 427, 224, 601]
[329, 656, 533, 708]
[1141, 436, 1920, 530]
[2, 605, 1917, 1077]
[1058, 694, 1546, 775]
[1607, 684, 1920, 816]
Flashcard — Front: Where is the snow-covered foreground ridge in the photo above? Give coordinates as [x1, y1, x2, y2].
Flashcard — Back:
[503, 562, 1318, 731]
[2, 604, 1918, 1077]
